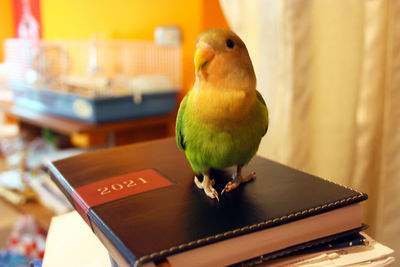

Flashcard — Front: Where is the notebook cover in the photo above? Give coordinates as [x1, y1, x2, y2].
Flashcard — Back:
[48, 138, 367, 266]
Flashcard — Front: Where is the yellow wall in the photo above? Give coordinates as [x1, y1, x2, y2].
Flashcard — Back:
[40, 0, 229, 94]
[0, 0, 14, 61]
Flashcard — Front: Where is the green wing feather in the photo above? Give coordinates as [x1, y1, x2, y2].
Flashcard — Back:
[175, 94, 188, 150]
[256, 90, 269, 136]
[256, 90, 266, 107]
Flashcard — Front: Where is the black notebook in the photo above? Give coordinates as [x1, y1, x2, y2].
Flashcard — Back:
[48, 138, 367, 267]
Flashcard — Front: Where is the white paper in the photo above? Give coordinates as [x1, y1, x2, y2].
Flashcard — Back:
[43, 211, 111, 267]
[264, 233, 394, 267]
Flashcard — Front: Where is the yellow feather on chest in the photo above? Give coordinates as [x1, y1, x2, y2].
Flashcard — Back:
[188, 88, 255, 126]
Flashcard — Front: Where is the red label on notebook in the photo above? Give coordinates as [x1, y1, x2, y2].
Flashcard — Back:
[71, 169, 173, 226]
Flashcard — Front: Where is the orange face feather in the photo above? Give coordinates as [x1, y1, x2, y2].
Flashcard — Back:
[191, 29, 257, 123]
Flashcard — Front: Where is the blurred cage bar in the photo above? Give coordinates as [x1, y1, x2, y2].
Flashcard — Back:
[4, 39, 182, 97]
[3, 39, 182, 123]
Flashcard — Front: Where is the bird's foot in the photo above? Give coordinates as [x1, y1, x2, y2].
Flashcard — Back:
[194, 175, 219, 201]
[222, 171, 256, 195]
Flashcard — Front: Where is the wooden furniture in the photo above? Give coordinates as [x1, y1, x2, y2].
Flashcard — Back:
[0, 101, 176, 148]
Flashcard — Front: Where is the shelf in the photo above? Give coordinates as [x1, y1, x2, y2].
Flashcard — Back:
[0, 101, 174, 134]
[0, 101, 176, 147]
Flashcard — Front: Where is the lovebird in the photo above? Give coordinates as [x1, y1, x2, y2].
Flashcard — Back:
[176, 28, 269, 201]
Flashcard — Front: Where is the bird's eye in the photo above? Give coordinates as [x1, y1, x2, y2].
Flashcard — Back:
[226, 39, 235, 49]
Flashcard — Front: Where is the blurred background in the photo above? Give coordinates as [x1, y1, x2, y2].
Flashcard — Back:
[0, 0, 399, 265]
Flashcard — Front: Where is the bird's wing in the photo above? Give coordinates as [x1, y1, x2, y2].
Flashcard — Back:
[256, 90, 266, 107]
[175, 94, 188, 150]
[256, 90, 269, 137]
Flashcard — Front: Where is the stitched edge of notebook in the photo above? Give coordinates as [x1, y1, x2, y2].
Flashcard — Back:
[240, 225, 368, 266]
[135, 192, 367, 266]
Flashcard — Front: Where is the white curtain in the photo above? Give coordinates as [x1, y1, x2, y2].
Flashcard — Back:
[220, 0, 400, 260]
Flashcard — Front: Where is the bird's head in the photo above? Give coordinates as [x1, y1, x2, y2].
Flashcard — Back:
[194, 28, 256, 92]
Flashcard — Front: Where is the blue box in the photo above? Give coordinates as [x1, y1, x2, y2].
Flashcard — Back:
[10, 82, 178, 124]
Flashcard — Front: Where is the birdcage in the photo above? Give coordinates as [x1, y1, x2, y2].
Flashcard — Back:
[4, 38, 182, 123]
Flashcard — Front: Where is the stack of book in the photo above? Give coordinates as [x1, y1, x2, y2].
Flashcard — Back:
[47, 138, 394, 266]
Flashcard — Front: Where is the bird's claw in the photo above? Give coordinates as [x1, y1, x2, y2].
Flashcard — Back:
[222, 171, 256, 195]
[222, 180, 239, 195]
[194, 176, 219, 201]
[194, 176, 203, 189]
[205, 187, 220, 201]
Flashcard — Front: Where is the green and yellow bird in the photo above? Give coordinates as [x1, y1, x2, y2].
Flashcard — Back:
[176, 28, 269, 200]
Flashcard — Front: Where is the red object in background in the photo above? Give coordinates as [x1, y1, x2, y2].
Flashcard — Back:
[13, 0, 42, 39]
[6, 215, 46, 259]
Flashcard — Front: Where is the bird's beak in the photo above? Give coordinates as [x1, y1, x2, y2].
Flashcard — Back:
[194, 42, 215, 77]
